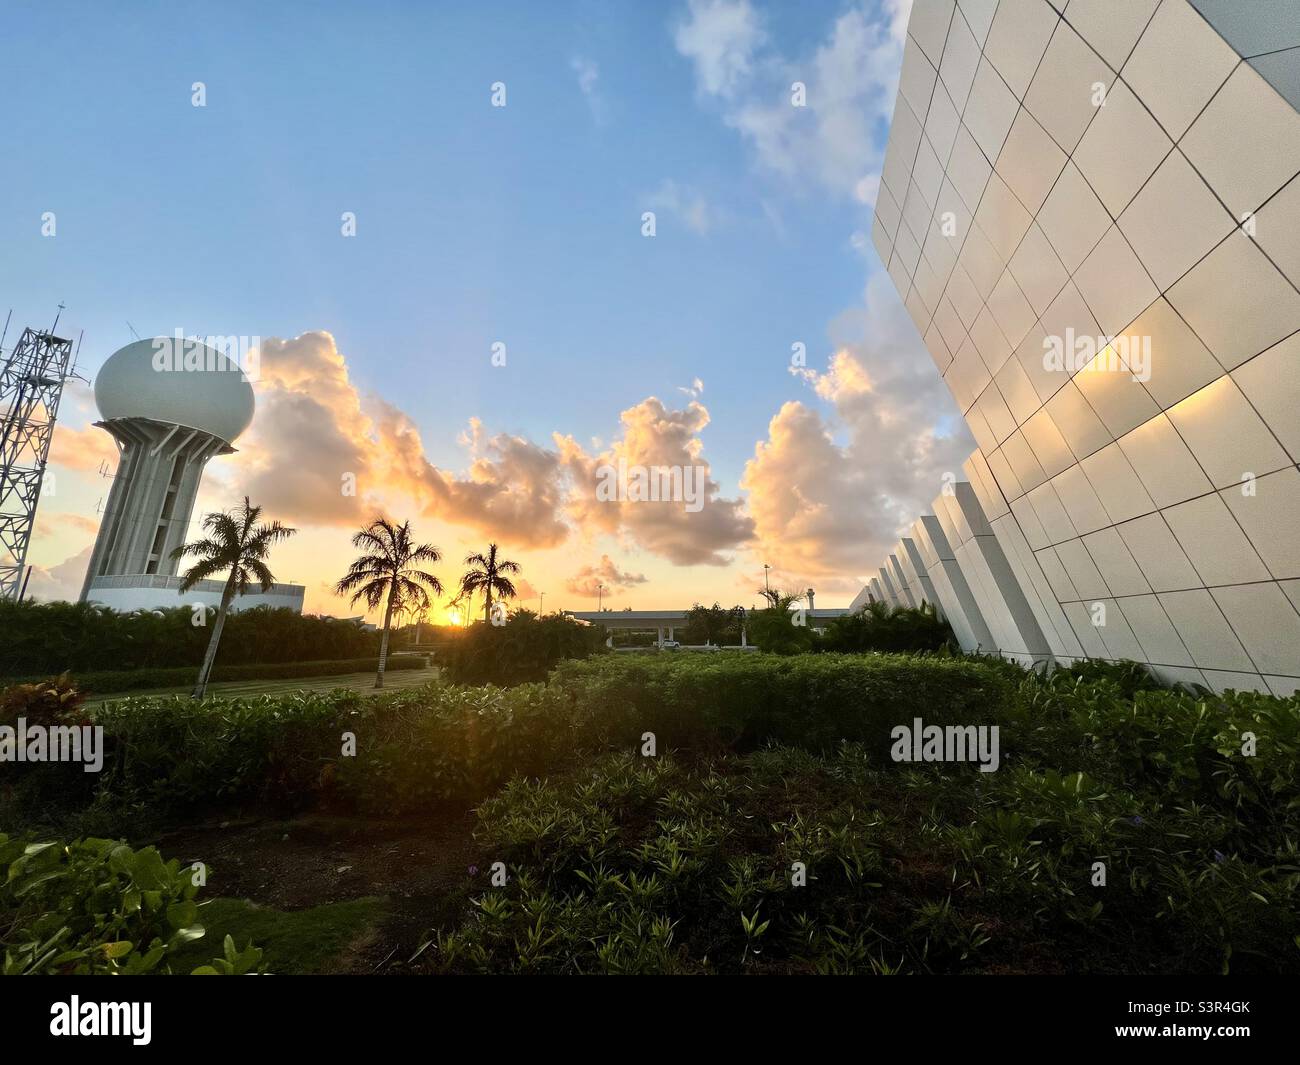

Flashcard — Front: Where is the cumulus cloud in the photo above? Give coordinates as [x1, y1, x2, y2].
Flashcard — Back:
[25, 545, 91, 603]
[559, 396, 753, 566]
[195, 332, 751, 568]
[422, 418, 571, 548]
[673, 0, 766, 99]
[675, 0, 906, 199]
[741, 273, 973, 591]
[565, 554, 649, 598]
[49, 423, 117, 474]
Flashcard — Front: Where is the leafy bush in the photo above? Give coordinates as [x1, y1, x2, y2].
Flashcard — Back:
[0, 833, 262, 974]
[813, 601, 955, 654]
[550, 652, 1012, 756]
[745, 608, 814, 655]
[2, 654, 427, 696]
[0, 599, 382, 676]
[441, 613, 606, 686]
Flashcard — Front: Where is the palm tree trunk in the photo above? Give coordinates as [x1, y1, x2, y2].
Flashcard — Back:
[375, 582, 396, 689]
[485, 585, 493, 624]
[192, 576, 236, 698]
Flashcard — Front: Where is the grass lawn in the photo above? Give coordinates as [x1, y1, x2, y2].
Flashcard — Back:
[83, 666, 437, 709]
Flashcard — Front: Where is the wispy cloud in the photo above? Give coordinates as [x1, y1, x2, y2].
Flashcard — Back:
[570, 55, 607, 124]
[646, 178, 715, 234]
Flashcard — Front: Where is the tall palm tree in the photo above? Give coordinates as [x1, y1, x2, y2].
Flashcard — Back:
[459, 543, 521, 624]
[335, 517, 443, 688]
[173, 497, 296, 698]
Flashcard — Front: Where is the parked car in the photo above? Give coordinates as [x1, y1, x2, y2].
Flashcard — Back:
[659, 640, 681, 650]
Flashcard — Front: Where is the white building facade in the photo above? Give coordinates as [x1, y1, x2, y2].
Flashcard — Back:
[865, 0, 1300, 693]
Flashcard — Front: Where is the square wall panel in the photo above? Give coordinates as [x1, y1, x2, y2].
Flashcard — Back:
[875, 182, 903, 240]
[925, 81, 962, 164]
[1166, 234, 1300, 370]
[1073, 226, 1160, 338]
[941, 5, 984, 109]
[946, 261, 984, 327]
[1023, 21, 1115, 152]
[1117, 594, 1194, 666]
[1210, 582, 1300, 676]
[1052, 460, 1114, 536]
[993, 358, 1045, 423]
[974, 171, 1034, 260]
[1121, 0, 1239, 141]
[1181, 62, 1300, 217]
[1057, 537, 1110, 598]
[1157, 588, 1256, 672]
[947, 124, 994, 212]
[1022, 407, 1075, 479]
[1257, 172, 1300, 288]
[909, 0, 958, 68]
[1028, 479, 1080, 544]
[1163, 492, 1273, 586]
[1074, 78, 1172, 217]
[1080, 441, 1156, 524]
[984, 0, 1060, 98]
[1045, 380, 1112, 460]
[1009, 222, 1069, 316]
[1116, 412, 1214, 509]
[964, 59, 1021, 162]
[1037, 162, 1112, 273]
[996, 108, 1068, 214]
[1128, 297, 1225, 408]
[1118, 149, 1236, 291]
[988, 270, 1037, 348]
[1165, 375, 1293, 489]
[1073, 355, 1160, 438]
[899, 35, 939, 119]
[1118, 512, 1203, 592]
[971, 306, 1013, 375]
[871, 216, 893, 266]
[1221, 468, 1300, 581]
[1063, 0, 1160, 72]
[1083, 526, 1152, 596]
[1231, 333, 1300, 461]
[958, 0, 999, 48]
[958, 222, 1006, 298]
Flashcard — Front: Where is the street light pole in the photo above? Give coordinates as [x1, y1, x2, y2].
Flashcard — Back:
[539, 592, 545, 616]
[598, 583, 604, 611]
[764, 564, 770, 595]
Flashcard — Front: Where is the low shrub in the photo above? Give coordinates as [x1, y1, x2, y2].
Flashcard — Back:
[549, 652, 1013, 756]
[441, 613, 606, 686]
[0, 833, 263, 975]
[813, 601, 956, 654]
[1, 655, 428, 697]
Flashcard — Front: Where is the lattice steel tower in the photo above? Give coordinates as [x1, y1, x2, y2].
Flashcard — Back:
[0, 321, 77, 600]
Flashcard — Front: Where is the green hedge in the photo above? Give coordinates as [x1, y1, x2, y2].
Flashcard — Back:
[2, 655, 428, 696]
[549, 651, 1013, 755]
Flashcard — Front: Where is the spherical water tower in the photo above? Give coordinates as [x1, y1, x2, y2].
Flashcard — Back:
[78, 337, 299, 611]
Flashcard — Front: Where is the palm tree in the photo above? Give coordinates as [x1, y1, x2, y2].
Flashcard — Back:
[459, 543, 521, 624]
[173, 497, 296, 698]
[757, 586, 803, 612]
[335, 517, 443, 688]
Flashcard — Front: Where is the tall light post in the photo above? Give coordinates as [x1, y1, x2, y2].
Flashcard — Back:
[539, 591, 545, 616]
[597, 583, 604, 611]
[763, 563, 770, 595]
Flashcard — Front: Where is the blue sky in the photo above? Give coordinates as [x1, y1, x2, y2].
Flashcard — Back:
[4, 0, 972, 612]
